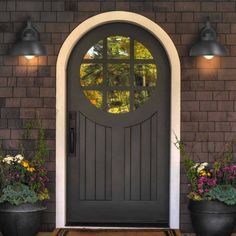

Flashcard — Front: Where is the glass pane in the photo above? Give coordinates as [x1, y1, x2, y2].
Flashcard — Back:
[83, 90, 103, 109]
[134, 90, 151, 110]
[107, 91, 130, 114]
[108, 64, 130, 86]
[107, 36, 130, 59]
[134, 41, 153, 59]
[134, 64, 157, 87]
[83, 40, 103, 59]
[80, 63, 103, 86]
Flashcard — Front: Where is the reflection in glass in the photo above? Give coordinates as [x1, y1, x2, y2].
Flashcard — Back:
[80, 64, 103, 86]
[134, 90, 151, 110]
[108, 64, 130, 86]
[83, 40, 103, 59]
[134, 64, 157, 87]
[107, 36, 130, 59]
[83, 90, 103, 109]
[107, 91, 130, 114]
[134, 41, 153, 59]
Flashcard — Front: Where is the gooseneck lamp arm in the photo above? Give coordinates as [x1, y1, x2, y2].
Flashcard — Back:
[189, 18, 227, 59]
[10, 18, 47, 60]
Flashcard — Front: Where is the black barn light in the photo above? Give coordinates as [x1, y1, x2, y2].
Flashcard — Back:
[189, 18, 227, 60]
[10, 19, 47, 60]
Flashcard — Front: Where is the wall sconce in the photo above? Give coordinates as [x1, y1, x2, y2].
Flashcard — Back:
[189, 18, 227, 60]
[10, 18, 47, 60]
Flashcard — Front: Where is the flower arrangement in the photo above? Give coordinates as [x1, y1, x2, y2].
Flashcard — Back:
[0, 124, 49, 206]
[175, 136, 236, 205]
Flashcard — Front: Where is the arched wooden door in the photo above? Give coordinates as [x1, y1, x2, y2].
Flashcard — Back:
[66, 22, 170, 226]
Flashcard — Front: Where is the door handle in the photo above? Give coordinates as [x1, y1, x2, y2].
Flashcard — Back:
[69, 128, 75, 154]
[69, 111, 76, 156]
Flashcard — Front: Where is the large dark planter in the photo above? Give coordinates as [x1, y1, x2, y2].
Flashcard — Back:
[0, 202, 46, 236]
[189, 200, 236, 236]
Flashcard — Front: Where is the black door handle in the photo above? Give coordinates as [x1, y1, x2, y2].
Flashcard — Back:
[69, 128, 75, 154]
[69, 111, 76, 155]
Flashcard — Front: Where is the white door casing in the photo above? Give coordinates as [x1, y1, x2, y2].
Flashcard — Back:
[56, 11, 180, 228]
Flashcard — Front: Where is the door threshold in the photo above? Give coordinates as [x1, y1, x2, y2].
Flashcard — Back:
[52, 227, 180, 236]
[63, 226, 170, 230]
[66, 222, 169, 228]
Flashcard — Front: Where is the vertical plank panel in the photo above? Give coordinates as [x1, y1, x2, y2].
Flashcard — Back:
[95, 124, 106, 200]
[131, 125, 141, 200]
[141, 119, 151, 200]
[151, 114, 157, 200]
[105, 127, 112, 200]
[79, 113, 86, 200]
[67, 112, 80, 214]
[125, 128, 131, 201]
[112, 127, 125, 201]
[85, 118, 96, 200]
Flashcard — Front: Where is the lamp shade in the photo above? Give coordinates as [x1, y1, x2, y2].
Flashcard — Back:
[189, 19, 227, 57]
[10, 19, 47, 57]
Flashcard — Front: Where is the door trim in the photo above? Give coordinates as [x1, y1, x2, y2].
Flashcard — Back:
[56, 11, 180, 229]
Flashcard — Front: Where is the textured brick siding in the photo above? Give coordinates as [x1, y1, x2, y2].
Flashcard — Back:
[1, 0, 236, 233]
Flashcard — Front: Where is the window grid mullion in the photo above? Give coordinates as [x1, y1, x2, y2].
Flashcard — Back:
[82, 59, 155, 64]
[80, 36, 156, 114]
[130, 37, 134, 111]
[103, 38, 108, 112]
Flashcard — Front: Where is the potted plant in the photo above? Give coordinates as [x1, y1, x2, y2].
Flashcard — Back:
[175, 137, 236, 236]
[0, 124, 49, 236]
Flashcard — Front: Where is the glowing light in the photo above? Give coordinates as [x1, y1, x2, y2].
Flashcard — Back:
[203, 55, 214, 60]
[25, 55, 35, 60]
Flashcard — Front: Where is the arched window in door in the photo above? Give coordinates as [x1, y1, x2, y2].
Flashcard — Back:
[80, 36, 158, 114]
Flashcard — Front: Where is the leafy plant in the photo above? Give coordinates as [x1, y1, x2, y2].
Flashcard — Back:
[208, 185, 236, 205]
[175, 135, 236, 205]
[0, 121, 49, 205]
[0, 183, 38, 206]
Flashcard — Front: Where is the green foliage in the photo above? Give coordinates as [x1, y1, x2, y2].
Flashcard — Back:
[175, 135, 236, 205]
[34, 126, 48, 165]
[38, 188, 50, 201]
[0, 183, 38, 206]
[23, 121, 33, 139]
[208, 185, 236, 205]
[0, 119, 49, 205]
[174, 135, 198, 191]
[223, 142, 233, 164]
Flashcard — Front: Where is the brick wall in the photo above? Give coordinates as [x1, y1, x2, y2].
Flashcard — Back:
[0, 0, 236, 233]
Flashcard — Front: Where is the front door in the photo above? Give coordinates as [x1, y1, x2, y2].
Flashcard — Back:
[66, 22, 170, 226]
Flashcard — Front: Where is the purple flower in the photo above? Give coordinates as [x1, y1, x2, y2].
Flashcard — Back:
[197, 183, 203, 188]
[207, 178, 216, 186]
[228, 176, 235, 181]
[223, 166, 231, 172]
[198, 189, 204, 194]
[217, 171, 223, 177]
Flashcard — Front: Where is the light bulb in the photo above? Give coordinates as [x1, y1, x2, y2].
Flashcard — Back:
[25, 55, 35, 60]
[203, 55, 214, 60]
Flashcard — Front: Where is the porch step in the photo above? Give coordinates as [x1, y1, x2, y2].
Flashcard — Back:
[52, 229, 181, 236]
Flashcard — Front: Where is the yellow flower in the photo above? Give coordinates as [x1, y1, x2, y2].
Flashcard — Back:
[21, 161, 29, 168]
[27, 167, 35, 172]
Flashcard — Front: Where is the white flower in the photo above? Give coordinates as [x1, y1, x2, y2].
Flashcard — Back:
[197, 162, 208, 173]
[191, 163, 200, 170]
[201, 162, 208, 166]
[15, 154, 24, 163]
[2, 155, 14, 164]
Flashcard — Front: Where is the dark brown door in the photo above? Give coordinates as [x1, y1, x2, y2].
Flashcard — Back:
[67, 23, 170, 226]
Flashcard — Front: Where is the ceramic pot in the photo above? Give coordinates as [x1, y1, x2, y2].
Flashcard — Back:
[189, 200, 236, 236]
[0, 202, 46, 236]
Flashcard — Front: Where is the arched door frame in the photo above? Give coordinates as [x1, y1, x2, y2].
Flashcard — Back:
[56, 11, 180, 229]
